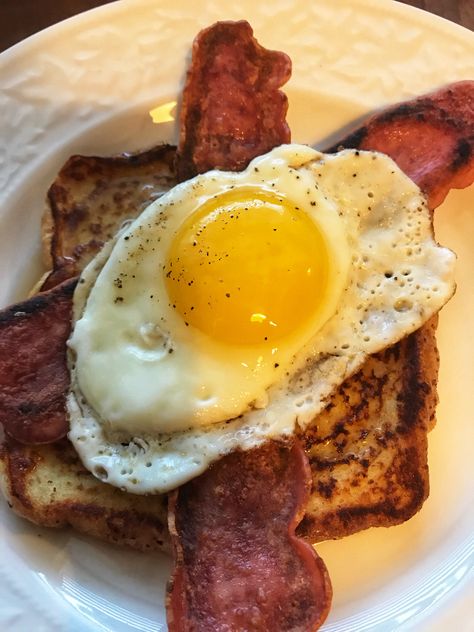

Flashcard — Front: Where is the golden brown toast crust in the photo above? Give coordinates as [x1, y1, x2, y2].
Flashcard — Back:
[42, 144, 177, 288]
[298, 317, 438, 542]
[0, 436, 170, 552]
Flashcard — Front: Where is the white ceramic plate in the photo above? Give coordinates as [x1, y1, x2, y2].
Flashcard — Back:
[0, 0, 473, 630]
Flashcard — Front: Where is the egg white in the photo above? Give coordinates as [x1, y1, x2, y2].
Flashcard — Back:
[68, 145, 456, 494]
[68, 144, 349, 436]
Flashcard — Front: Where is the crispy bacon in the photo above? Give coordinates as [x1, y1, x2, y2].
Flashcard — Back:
[167, 441, 332, 632]
[326, 80, 474, 209]
[0, 279, 77, 445]
[175, 20, 291, 181]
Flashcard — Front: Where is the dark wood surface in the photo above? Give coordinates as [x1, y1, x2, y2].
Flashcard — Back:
[0, 0, 472, 53]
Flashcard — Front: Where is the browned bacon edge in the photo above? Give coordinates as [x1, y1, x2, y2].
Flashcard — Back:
[167, 440, 332, 632]
[325, 80, 474, 210]
[175, 20, 291, 182]
[0, 278, 77, 445]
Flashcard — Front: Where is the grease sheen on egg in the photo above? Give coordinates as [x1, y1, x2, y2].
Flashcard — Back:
[68, 145, 456, 494]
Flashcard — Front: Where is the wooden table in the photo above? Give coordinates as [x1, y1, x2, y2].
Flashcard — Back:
[0, 0, 472, 52]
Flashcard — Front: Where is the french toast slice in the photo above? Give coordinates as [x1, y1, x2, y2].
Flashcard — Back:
[298, 317, 438, 542]
[41, 144, 176, 290]
[0, 436, 170, 552]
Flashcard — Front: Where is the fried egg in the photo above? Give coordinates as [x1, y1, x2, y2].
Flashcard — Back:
[67, 144, 455, 493]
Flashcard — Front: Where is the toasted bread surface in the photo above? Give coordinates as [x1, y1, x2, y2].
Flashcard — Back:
[298, 317, 438, 542]
[0, 436, 170, 552]
[42, 145, 177, 289]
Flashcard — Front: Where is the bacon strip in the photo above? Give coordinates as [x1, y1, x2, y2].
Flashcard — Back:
[325, 80, 474, 209]
[167, 441, 332, 631]
[0, 279, 76, 445]
[175, 20, 291, 181]
[169, 21, 331, 631]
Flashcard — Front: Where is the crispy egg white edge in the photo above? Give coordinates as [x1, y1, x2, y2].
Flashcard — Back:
[67, 145, 456, 494]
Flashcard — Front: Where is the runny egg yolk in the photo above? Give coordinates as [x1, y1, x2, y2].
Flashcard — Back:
[164, 188, 330, 346]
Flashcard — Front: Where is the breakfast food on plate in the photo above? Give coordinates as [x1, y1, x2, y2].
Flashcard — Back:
[67, 142, 454, 494]
[0, 18, 473, 631]
[6, 84, 467, 547]
[41, 145, 176, 292]
[0, 279, 75, 445]
[167, 441, 332, 631]
[175, 21, 291, 180]
[326, 79, 474, 209]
